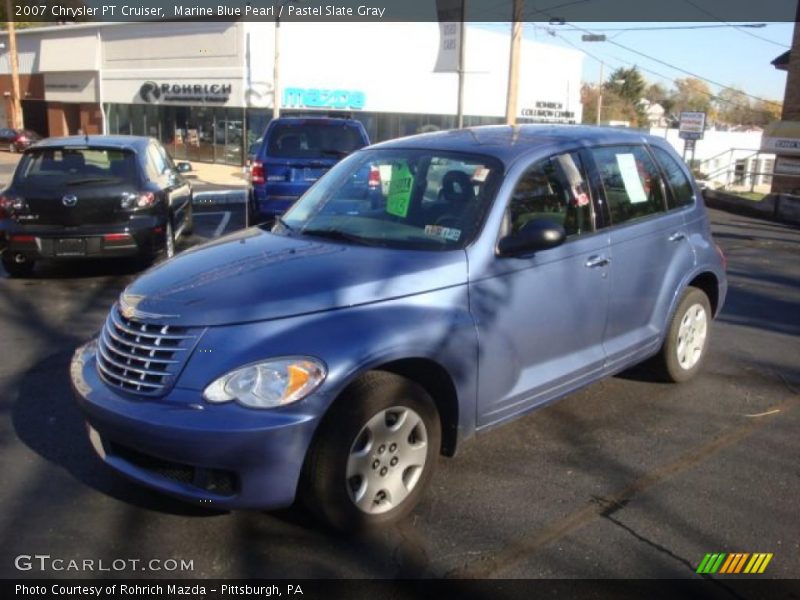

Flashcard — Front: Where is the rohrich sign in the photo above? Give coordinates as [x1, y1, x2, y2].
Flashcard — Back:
[520, 101, 576, 124]
[679, 111, 706, 140]
[139, 81, 232, 104]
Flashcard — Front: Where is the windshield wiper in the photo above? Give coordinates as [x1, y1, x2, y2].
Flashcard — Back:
[275, 216, 294, 232]
[300, 228, 377, 246]
[66, 177, 118, 186]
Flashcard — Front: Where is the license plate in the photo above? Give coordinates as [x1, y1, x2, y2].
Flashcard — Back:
[55, 238, 86, 256]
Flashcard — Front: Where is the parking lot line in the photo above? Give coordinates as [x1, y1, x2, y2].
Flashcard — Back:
[192, 211, 232, 238]
[213, 211, 232, 238]
[448, 391, 800, 579]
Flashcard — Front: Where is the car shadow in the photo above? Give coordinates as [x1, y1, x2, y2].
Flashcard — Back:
[11, 349, 225, 518]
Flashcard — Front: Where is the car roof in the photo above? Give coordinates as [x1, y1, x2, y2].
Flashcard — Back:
[29, 134, 152, 151]
[368, 125, 669, 165]
[270, 117, 363, 127]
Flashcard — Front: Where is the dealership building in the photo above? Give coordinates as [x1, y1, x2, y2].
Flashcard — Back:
[0, 21, 584, 165]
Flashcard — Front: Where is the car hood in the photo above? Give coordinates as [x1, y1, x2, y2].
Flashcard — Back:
[120, 228, 468, 327]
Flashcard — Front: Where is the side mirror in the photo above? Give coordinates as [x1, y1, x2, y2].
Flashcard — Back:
[176, 161, 193, 173]
[497, 218, 566, 257]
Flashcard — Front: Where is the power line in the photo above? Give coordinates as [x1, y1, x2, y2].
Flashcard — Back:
[548, 23, 771, 33]
[680, 0, 791, 49]
[559, 21, 783, 107]
[549, 29, 773, 112]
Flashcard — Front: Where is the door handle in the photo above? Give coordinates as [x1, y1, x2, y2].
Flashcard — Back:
[668, 231, 687, 242]
[585, 255, 611, 268]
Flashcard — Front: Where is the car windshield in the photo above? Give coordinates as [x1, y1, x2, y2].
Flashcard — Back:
[15, 147, 139, 186]
[278, 149, 504, 250]
[267, 122, 365, 158]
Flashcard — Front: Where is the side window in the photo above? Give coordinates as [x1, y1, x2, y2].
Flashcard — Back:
[507, 152, 594, 237]
[143, 145, 163, 181]
[591, 145, 666, 225]
[651, 146, 695, 209]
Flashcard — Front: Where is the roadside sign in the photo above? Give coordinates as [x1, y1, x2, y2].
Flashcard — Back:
[774, 156, 800, 176]
[679, 111, 706, 140]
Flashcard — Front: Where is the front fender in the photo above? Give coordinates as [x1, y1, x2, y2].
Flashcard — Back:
[176, 286, 479, 444]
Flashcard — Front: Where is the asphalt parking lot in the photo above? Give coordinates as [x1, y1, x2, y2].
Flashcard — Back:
[0, 145, 798, 579]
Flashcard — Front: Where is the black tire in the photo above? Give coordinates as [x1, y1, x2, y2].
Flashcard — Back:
[1, 250, 35, 278]
[183, 207, 194, 236]
[302, 371, 441, 532]
[654, 286, 712, 383]
[181, 199, 194, 237]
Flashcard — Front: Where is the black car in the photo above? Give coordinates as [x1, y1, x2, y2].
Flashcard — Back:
[0, 128, 43, 152]
[0, 135, 193, 277]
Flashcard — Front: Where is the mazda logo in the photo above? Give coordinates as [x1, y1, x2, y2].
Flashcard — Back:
[62, 195, 78, 207]
[139, 81, 162, 103]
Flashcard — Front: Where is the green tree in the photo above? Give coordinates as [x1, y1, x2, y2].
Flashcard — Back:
[671, 78, 715, 118]
[715, 86, 751, 125]
[751, 99, 782, 126]
[604, 67, 646, 104]
[645, 82, 674, 115]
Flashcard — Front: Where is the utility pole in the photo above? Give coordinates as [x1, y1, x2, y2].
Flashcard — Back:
[273, 18, 281, 120]
[504, 0, 523, 126]
[5, 0, 23, 129]
[456, 7, 466, 129]
[596, 61, 604, 125]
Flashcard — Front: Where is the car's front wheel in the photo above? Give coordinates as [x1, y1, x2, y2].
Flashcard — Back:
[302, 371, 441, 531]
[655, 286, 712, 382]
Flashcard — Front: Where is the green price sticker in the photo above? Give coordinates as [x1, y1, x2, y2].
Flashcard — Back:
[386, 163, 413, 218]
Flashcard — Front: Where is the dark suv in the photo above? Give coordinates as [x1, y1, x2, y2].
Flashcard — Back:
[247, 117, 369, 224]
[0, 135, 193, 277]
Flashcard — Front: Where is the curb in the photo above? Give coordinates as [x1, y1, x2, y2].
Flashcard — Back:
[703, 190, 800, 226]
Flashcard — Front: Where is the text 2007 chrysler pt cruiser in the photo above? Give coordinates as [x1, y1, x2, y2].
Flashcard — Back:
[71, 126, 727, 530]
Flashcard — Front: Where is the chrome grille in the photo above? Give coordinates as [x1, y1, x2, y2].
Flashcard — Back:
[96, 306, 198, 396]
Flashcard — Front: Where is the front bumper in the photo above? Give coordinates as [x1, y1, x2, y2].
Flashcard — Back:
[70, 340, 320, 510]
[249, 185, 299, 222]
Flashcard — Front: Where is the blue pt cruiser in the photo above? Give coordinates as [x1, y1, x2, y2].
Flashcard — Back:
[71, 126, 727, 530]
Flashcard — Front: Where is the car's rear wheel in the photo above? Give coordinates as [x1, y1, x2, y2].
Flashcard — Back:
[655, 286, 712, 383]
[183, 204, 194, 236]
[302, 371, 440, 531]
[1, 250, 35, 278]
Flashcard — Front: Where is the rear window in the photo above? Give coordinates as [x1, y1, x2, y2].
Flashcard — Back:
[266, 122, 365, 159]
[16, 147, 139, 186]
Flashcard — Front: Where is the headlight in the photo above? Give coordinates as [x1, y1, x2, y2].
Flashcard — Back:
[203, 357, 326, 409]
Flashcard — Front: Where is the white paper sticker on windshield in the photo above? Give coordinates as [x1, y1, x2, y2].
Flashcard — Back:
[425, 225, 462, 242]
[615, 153, 648, 204]
[472, 166, 490, 182]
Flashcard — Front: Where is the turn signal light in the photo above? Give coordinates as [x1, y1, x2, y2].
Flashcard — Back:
[121, 192, 156, 209]
[250, 160, 265, 184]
[0, 195, 28, 214]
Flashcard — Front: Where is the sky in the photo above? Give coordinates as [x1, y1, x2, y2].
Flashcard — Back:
[482, 21, 793, 103]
